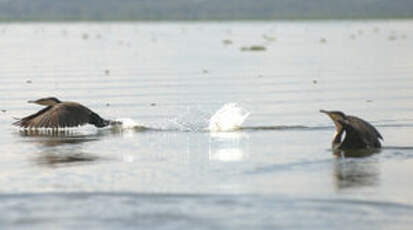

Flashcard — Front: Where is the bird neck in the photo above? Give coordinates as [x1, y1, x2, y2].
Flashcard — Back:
[39, 99, 61, 106]
[333, 128, 344, 145]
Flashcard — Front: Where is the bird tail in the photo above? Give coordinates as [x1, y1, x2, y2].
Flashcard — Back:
[89, 112, 122, 128]
[89, 112, 110, 128]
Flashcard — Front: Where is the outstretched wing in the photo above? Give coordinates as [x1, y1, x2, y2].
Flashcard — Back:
[13, 106, 53, 127]
[13, 103, 92, 128]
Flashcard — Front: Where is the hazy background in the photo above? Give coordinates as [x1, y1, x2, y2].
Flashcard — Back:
[1, 1, 413, 229]
[0, 0, 413, 21]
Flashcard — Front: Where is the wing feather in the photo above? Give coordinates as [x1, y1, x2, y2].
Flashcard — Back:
[14, 102, 92, 128]
[13, 106, 52, 128]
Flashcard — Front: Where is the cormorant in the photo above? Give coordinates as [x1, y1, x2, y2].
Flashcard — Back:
[13, 97, 113, 129]
[320, 110, 383, 151]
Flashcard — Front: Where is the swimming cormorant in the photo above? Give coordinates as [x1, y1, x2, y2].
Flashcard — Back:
[320, 110, 383, 151]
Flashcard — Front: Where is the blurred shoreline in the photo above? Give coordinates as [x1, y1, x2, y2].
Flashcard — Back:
[1, 17, 413, 24]
[1, 0, 413, 22]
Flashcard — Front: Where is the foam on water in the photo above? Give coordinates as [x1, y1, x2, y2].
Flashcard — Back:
[112, 118, 146, 130]
[208, 103, 250, 132]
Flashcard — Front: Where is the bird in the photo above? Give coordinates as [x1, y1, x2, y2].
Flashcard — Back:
[320, 110, 383, 151]
[13, 97, 114, 129]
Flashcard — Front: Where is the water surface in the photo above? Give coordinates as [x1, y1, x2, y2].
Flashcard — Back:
[1, 20, 413, 229]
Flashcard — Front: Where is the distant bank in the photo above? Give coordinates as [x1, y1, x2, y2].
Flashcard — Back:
[0, 0, 412, 21]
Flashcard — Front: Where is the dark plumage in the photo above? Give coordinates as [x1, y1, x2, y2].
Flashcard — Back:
[13, 97, 110, 129]
[320, 110, 383, 150]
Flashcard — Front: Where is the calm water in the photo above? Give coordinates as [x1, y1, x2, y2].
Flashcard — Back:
[1, 20, 413, 229]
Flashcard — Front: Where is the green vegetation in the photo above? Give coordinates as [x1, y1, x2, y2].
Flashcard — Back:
[0, 0, 412, 21]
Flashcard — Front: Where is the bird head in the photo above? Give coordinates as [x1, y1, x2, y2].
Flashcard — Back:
[28, 97, 61, 106]
[320, 110, 348, 130]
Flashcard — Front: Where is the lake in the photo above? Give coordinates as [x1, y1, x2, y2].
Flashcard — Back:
[0, 20, 413, 229]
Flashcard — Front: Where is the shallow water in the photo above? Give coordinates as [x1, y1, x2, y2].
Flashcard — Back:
[1, 20, 413, 229]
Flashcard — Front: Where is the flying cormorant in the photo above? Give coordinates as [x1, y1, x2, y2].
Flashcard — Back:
[13, 97, 113, 129]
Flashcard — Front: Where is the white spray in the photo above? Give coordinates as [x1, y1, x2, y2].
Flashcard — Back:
[208, 103, 250, 132]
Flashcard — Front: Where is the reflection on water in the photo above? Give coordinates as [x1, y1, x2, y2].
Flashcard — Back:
[333, 158, 380, 190]
[333, 148, 381, 158]
[18, 130, 100, 147]
[109, 125, 142, 138]
[35, 151, 100, 168]
[18, 129, 102, 167]
[208, 132, 249, 161]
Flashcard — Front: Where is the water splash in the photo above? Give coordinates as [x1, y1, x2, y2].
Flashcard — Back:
[208, 103, 250, 132]
[168, 107, 210, 132]
[111, 118, 146, 130]
[13, 103, 250, 134]
[113, 103, 250, 132]
[112, 103, 250, 132]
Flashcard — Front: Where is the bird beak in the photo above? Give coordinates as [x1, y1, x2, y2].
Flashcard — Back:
[28, 100, 35, 104]
[320, 109, 330, 114]
[320, 110, 335, 120]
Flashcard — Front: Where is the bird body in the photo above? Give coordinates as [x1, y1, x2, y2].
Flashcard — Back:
[13, 97, 110, 129]
[339, 115, 382, 149]
[320, 110, 382, 151]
